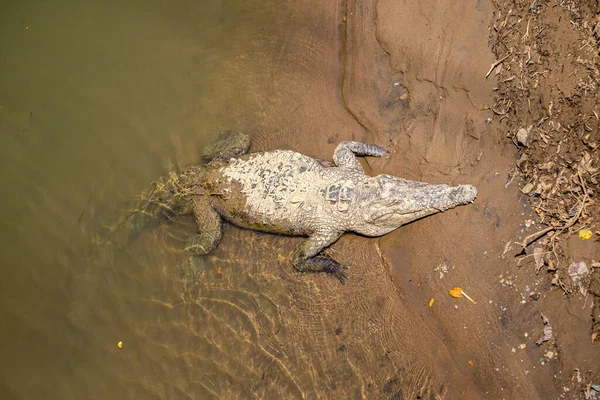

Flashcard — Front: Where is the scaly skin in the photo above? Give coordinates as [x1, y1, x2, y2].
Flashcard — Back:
[158, 134, 477, 283]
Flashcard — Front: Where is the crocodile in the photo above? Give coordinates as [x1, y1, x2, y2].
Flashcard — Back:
[144, 131, 477, 283]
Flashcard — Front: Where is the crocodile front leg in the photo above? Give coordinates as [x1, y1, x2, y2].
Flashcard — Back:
[184, 196, 223, 256]
[292, 230, 348, 283]
[200, 130, 250, 163]
[333, 141, 387, 172]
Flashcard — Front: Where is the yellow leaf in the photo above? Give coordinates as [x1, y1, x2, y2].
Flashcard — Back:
[117, 341, 123, 349]
[521, 183, 534, 194]
[578, 229, 593, 240]
[449, 287, 477, 304]
[429, 298, 434, 307]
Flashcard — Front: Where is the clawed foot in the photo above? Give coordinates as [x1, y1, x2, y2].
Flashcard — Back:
[295, 256, 349, 284]
[323, 260, 349, 284]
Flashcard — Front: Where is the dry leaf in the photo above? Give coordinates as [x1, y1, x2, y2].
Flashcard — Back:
[538, 161, 555, 170]
[578, 152, 598, 175]
[449, 287, 477, 304]
[568, 261, 590, 295]
[516, 128, 529, 146]
[521, 182, 534, 194]
[533, 247, 544, 274]
[536, 315, 553, 346]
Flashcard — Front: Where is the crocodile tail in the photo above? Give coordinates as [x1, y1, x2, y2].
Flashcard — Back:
[138, 165, 206, 220]
[102, 165, 208, 249]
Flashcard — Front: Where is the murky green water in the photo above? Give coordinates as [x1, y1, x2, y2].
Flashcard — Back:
[0, 1, 299, 398]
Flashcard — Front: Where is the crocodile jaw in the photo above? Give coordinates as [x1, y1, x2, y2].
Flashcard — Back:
[356, 175, 477, 237]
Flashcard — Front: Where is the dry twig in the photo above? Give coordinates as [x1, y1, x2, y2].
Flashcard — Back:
[486, 52, 512, 78]
[515, 172, 590, 253]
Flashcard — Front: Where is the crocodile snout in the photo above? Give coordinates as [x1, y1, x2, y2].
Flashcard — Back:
[456, 184, 477, 203]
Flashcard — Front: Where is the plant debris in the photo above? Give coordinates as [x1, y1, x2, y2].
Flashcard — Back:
[536, 314, 553, 346]
[590, 263, 600, 342]
[490, 1, 599, 269]
[433, 261, 449, 279]
[533, 246, 545, 273]
[567, 261, 590, 295]
[449, 287, 477, 304]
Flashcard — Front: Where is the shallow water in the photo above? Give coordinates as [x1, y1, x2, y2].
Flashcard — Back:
[0, 0, 298, 398]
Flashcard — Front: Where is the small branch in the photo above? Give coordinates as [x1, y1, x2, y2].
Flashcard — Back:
[521, 18, 531, 42]
[515, 226, 555, 250]
[486, 52, 511, 78]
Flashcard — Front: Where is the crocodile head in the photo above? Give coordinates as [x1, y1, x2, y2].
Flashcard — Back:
[356, 174, 477, 237]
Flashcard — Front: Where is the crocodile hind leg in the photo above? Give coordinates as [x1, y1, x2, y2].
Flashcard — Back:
[333, 141, 387, 172]
[184, 196, 223, 256]
[292, 230, 348, 283]
[200, 130, 250, 163]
